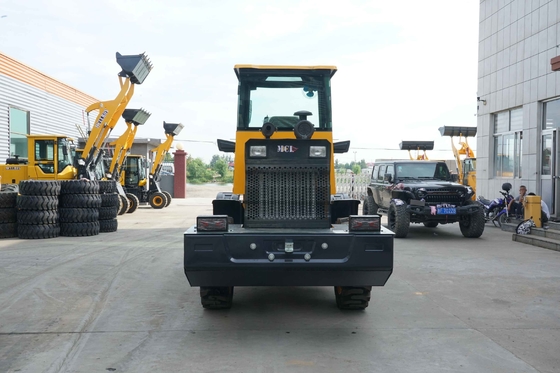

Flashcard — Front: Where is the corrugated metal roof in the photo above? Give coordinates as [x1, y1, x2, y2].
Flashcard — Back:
[0, 52, 98, 107]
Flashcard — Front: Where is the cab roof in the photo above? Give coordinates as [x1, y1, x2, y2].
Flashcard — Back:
[234, 64, 337, 80]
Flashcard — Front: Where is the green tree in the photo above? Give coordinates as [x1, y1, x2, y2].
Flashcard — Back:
[187, 157, 213, 183]
[352, 164, 361, 175]
[214, 158, 228, 178]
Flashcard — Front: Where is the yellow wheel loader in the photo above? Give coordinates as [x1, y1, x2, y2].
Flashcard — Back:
[438, 126, 477, 198]
[121, 121, 184, 209]
[103, 108, 151, 214]
[183, 65, 394, 310]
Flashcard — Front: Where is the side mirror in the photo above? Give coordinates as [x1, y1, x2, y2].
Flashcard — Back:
[384, 173, 392, 183]
[450, 174, 458, 182]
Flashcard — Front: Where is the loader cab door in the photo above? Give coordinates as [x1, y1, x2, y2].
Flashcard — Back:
[29, 137, 76, 180]
[32, 139, 56, 179]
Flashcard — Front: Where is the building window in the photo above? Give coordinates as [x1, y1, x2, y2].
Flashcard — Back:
[9, 107, 30, 158]
[493, 107, 522, 178]
[543, 98, 560, 129]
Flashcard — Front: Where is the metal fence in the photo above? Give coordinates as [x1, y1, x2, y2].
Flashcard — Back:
[335, 172, 370, 200]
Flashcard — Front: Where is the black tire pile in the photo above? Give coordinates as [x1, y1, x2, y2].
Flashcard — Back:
[59, 180, 101, 237]
[17, 180, 61, 239]
[98, 180, 119, 233]
[0, 188, 18, 238]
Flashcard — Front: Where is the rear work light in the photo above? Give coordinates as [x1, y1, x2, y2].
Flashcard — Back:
[196, 215, 229, 232]
[349, 215, 381, 232]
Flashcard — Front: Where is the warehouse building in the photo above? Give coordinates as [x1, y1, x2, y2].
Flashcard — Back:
[0, 52, 98, 163]
[477, 0, 560, 218]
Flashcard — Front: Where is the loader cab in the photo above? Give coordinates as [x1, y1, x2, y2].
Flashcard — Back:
[226, 65, 339, 197]
[29, 135, 76, 179]
[124, 155, 147, 187]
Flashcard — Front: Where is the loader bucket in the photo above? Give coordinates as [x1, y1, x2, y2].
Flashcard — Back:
[116, 52, 153, 84]
[439, 126, 477, 137]
[163, 121, 185, 136]
[399, 141, 434, 151]
[122, 108, 151, 125]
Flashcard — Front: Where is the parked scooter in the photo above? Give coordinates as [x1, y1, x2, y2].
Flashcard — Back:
[477, 183, 514, 227]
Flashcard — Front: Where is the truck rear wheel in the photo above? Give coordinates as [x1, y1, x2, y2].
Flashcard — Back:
[334, 286, 372, 310]
[388, 201, 410, 238]
[200, 286, 234, 309]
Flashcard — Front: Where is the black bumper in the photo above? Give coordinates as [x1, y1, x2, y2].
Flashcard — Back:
[184, 224, 393, 287]
[407, 203, 480, 219]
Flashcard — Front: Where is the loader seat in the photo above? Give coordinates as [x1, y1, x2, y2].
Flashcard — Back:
[268, 116, 299, 129]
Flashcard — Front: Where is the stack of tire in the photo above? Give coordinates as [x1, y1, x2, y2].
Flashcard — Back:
[0, 187, 18, 239]
[59, 180, 101, 237]
[98, 180, 119, 233]
[17, 180, 61, 239]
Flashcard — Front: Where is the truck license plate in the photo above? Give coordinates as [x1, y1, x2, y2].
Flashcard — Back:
[437, 207, 456, 214]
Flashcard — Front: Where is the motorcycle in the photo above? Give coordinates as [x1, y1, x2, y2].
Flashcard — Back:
[477, 183, 514, 227]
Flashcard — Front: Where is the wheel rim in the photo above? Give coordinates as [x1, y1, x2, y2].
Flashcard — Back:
[153, 196, 164, 206]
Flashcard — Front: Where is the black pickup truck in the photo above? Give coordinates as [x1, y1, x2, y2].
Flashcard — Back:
[364, 160, 485, 238]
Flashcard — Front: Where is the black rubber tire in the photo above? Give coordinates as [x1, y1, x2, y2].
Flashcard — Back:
[388, 201, 410, 238]
[363, 195, 379, 215]
[0, 192, 18, 208]
[459, 201, 486, 238]
[126, 193, 140, 213]
[101, 193, 119, 207]
[17, 195, 59, 210]
[497, 212, 511, 227]
[149, 192, 167, 209]
[17, 210, 58, 225]
[18, 224, 60, 239]
[19, 180, 61, 196]
[60, 221, 100, 237]
[0, 222, 17, 238]
[118, 194, 130, 215]
[423, 222, 439, 228]
[334, 286, 372, 310]
[162, 191, 172, 207]
[58, 208, 99, 223]
[59, 194, 102, 208]
[200, 287, 234, 309]
[99, 218, 118, 233]
[60, 180, 99, 195]
[98, 180, 117, 194]
[98, 206, 118, 220]
[0, 208, 17, 223]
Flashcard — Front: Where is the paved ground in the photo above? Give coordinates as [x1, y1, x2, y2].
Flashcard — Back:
[0, 184, 559, 373]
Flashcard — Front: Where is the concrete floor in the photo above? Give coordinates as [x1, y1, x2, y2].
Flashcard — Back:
[0, 184, 559, 373]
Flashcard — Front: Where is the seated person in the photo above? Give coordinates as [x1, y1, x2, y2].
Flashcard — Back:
[508, 185, 527, 218]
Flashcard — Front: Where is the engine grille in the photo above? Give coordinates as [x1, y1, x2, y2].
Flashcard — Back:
[424, 188, 463, 205]
[245, 165, 330, 228]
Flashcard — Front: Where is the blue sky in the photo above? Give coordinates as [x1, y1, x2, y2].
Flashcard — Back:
[0, 0, 480, 163]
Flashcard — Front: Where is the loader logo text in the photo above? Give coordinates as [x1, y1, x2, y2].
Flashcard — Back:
[277, 145, 298, 153]
[6, 166, 20, 170]
[94, 110, 109, 128]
